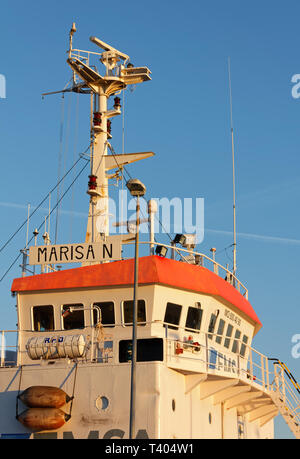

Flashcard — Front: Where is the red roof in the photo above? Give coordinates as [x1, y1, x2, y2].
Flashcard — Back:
[11, 255, 262, 333]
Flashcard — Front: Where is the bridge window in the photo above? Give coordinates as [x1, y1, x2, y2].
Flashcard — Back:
[208, 312, 219, 339]
[232, 329, 241, 354]
[123, 300, 146, 326]
[33, 305, 54, 331]
[62, 304, 84, 330]
[119, 338, 163, 363]
[164, 302, 182, 330]
[240, 335, 249, 357]
[185, 306, 203, 331]
[224, 324, 233, 349]
[215, 319, 225, 344]
[93, 302, 115, 327]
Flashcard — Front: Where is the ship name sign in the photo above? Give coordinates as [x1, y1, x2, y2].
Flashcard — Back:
[29, 238, 122, 265]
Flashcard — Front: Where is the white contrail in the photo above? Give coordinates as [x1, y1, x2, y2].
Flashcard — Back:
[206, 228, 300, 245]
[1, 201, 299, 246]
[0, 201, 86, 218]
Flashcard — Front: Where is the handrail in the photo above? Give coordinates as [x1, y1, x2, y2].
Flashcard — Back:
[270, 360, 300, 436]
[123, 240, 248, 299]
[0, 322, 268, 382]
[0, 322, 287, 397]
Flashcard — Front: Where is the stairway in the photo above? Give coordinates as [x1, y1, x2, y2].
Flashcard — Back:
[269, 359, 300, 439]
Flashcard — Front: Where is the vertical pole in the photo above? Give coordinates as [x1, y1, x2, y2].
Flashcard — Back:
[261, 354, 265, 387]
[0, 330, 5, 367]
[249, 348, 253, 382]
[21, 250, 27, 278]
[171, 242, 175, 260]
[147, 199, 157, 255]
[129, 195, 140, 439]
[228, 57, 237, 279]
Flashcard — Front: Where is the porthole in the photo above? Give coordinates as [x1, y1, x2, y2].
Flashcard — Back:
[96, 396, 109, 411]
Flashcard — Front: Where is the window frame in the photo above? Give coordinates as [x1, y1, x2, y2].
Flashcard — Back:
[224, 323, 234, 349]
[215, 318, 225, 345]
[208, 311, 219, 339]
[122, 299, 147, 327]
[32, 305, 55, 332]
[163, 302, 182, 330]
[240, 334, 249, 357]
[232, 329, 241, 354]
[92, 301, 115, 328]
[119, 338, 164, 363]
[185, 305, 203, 332]
[61, 303, 85, 330]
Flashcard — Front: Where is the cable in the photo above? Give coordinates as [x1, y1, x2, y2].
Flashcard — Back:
[0, 159, 89, 283]
[106, 143, 188, 262]
[54, 94, 65, 244]
[0, 152, 88, 256]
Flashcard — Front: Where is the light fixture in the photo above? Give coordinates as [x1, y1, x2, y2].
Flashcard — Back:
[155, 245, 168, 257]
[113, 97, 121, 109]
[173, 234, 186, 246]
[126, 178, 146, 197]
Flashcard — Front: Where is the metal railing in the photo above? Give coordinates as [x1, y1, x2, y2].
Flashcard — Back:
[123, 241, 248, 299]
[270, 360, 300, 436]
[162, 325, 270, 389]
[0, 330, 18, 367]
[0, 322, 275, 388]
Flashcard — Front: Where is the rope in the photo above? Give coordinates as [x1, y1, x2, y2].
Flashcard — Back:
[54, 94, 65, 244]
[0, 155, 85, 256]
[105, 143, 193, 263]
[68, 362, 78, 418]
[15, 365, 23, 418]
[69, 91, 80, 243]
[0, 159, 89, 282]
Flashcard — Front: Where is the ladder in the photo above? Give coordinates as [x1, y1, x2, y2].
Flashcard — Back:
[269, 359, 300, 439]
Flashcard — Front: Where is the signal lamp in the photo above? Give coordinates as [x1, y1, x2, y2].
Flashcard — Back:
[155, 245, 168, 257]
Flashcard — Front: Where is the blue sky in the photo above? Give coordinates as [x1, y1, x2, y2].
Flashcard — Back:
[1, 0, 300, 438]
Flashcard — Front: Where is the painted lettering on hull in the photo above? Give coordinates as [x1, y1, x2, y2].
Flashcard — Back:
[0, 429, 149, 439]
[209, 347, 237, 373]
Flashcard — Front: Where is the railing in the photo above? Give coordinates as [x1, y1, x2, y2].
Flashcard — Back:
[270, 360, 300, 435]
[70, 49, 103, 65]
[123, 240, 249, 300]
[0, 330, 18, 367]
[163, 325, 271, 389]
[0, 323, 271, 387]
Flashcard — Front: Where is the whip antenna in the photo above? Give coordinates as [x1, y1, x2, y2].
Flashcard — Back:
[228, 57, 237, 278]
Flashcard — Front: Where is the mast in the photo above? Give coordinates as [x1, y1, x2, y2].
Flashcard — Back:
[228, 57, 237, 278]
[66, 25, 153, 244]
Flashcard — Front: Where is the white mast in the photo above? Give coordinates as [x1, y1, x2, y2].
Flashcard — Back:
[67, 25, 153, 244]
